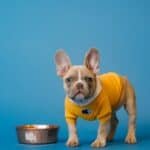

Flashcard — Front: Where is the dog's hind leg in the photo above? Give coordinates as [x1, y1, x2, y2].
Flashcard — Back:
[107, 112, 119, 141]
[124, 79, 137, 144]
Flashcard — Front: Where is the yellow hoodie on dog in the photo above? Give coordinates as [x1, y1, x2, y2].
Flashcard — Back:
[65, 72, 123, 125]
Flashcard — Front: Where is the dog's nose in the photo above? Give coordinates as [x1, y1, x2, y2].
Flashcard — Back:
[76, 82, 84, 89]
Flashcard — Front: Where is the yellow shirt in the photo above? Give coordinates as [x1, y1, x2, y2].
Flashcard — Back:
[65, 72, 123, 125]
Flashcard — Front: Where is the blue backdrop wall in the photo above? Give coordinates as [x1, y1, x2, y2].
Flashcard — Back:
[0, 0, 150, 150]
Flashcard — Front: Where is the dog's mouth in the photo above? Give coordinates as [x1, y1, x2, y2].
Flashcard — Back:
[72, 90, 85, 100]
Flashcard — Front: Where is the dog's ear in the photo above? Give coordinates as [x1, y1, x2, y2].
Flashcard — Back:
[84, 48, 100, 74]
[54, 50, 71, 77]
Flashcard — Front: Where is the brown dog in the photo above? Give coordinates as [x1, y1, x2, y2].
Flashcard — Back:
[54, 48, 136, 148]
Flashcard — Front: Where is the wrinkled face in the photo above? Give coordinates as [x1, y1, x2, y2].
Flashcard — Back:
[55, 48, 100, 105]
[63, 66, 97, 102]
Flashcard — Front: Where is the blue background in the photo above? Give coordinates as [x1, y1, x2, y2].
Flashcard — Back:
[0, 0, 150, 149]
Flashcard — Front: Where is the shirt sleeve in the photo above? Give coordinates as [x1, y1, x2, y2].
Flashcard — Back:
[65, 116, 77, 125]
[65, 98, 77, 125]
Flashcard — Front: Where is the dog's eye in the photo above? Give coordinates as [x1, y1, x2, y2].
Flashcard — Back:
[65, 77, 73, 83]
[84, 77, 93, 82]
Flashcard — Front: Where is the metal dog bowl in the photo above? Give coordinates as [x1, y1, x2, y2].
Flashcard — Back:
[16, 124, 59, 144]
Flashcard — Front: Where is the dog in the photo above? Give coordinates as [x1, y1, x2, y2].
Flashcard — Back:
[54, 48, 136, 148]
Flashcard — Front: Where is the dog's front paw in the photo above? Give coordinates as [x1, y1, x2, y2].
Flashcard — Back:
[91, 138, 106, 148]
[125, 133, 136, 144]
[66, 136, 79, 147]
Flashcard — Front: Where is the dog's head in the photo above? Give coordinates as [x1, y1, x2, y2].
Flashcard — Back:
[54, 48, 100, 105]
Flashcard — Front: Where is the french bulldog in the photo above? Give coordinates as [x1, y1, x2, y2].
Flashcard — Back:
[54, 48, 136, 148]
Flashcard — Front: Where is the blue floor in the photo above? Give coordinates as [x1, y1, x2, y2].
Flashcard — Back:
[3, 140, 150, 150]
[1, 120, 150, 150]
[1, 133, 150, 150]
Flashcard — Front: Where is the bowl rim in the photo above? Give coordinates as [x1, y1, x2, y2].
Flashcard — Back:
[16, 124, 59, 130]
